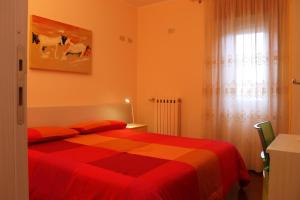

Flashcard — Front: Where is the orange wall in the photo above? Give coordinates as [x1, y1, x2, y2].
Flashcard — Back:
[290, 0, 300, 134]
[136, 0, 205, 137]
[28, 0, 137, 107]
[28, 0, 298, 137]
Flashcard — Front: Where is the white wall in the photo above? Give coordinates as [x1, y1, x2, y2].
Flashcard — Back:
[28, 0, 137, 107]
[136, 0, 205, 138]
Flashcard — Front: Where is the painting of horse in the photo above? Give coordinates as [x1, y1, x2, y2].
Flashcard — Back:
[30, 15, 92, 74]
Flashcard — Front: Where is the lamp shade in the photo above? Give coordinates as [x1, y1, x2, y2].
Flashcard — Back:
[124, 98, 134, 123]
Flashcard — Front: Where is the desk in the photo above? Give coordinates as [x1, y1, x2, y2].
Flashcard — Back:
[267, 134, 300, 200]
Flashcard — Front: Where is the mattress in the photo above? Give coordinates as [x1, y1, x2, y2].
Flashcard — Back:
[28, 129, 250, 200]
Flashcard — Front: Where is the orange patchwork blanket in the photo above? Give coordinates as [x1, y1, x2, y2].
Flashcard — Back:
[28, 129, 250, 200]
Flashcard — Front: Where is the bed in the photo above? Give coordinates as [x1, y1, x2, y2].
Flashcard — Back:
[28, 127, 250, 200]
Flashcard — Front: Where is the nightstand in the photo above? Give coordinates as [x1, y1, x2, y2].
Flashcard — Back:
[126, 123, 147, 132]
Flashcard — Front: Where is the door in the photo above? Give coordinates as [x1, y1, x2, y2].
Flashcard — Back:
[0, 0, 28, 199]
[290, 0, 300, 135]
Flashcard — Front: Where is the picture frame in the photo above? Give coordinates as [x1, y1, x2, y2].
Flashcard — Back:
[30, 15, 92, 74]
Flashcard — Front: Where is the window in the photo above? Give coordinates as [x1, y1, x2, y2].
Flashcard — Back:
[235, 32, 268, 101]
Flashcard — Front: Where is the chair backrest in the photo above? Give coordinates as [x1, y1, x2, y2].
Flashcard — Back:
[254, 121, 276, 152]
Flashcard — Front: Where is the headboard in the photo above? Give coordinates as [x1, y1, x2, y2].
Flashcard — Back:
[27, 104, 132, 127]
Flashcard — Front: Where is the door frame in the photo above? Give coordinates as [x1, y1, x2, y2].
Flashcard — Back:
[0, 0, 28, 199]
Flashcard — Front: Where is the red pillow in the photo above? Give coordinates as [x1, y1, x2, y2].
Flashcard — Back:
[28, 127, 79, 144]
[70, 120, 127, 134]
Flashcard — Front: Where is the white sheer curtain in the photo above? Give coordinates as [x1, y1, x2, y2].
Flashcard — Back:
[201, 0, 290, 171]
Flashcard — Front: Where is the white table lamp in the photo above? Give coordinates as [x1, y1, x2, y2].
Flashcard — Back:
[125, 98, 135, 123]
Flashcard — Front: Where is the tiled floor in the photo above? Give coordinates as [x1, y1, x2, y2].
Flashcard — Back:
[227, 171, 264, 200]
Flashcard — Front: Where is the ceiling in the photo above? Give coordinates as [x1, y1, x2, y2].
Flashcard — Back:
[125, 0, 169, 7]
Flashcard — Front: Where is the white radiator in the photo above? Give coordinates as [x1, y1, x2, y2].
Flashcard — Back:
[150, 97, 181, 136]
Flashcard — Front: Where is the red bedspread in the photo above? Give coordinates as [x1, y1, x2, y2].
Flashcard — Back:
[28, 129, 250, 200]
